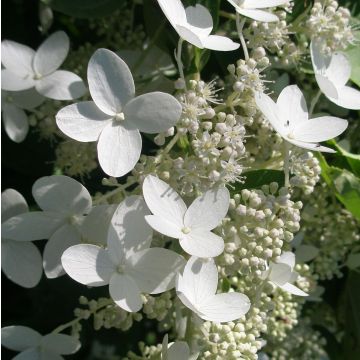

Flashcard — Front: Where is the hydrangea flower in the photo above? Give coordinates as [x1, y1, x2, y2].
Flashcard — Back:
[56, 48, 182, 177]
[61, 196, 185, 312]
[157, 0, 239, 51]
[162, 334, 198, 360]
[1, 189, 42, 288]
[261, 251, 308, 296]
[1, 31, 86, 100]
[1, 326, 80, 359]
[1, 89, 44, 143]
[310, 39, 360, 110]
[142, 175, 230, 258]
[227, 0, 290, 22]
[1, 175, 93, 279]
[255, 85, 348, 152]
[176, 256, 251, 322]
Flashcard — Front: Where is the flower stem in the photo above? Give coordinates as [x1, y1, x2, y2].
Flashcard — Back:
[176, 38, 186, 88]
[309, 89, 322, 116]
[164, 132, 181, 155]
[283, 141, 290, 188]
[93, 179, 137, 205]
[236, 14, 249, 61]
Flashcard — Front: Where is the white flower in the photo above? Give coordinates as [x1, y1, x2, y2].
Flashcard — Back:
[261, 251, 308, 296]
[1, 31, 86, 100]
[227, 0, 290, 22]
[1, 175, 93, 279]
[1, 189, 42, 288]
[310, 39, 360, 110]
[142, 175, 230, 258]
[255, 85, 348, 152]
[1, 89, 44, 143]
[56, 48, 182, 177]
[157, 0, 239, 51]
[162, 334, 198, 360]
[176, 256, 251, 323]
[1, 325, 80, 359]
[61, 196, 185, 312]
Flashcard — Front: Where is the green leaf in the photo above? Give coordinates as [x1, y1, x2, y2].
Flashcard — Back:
[345, 45, 360, 87]
[45, 0, 125, 18]
[329, 139, 360, 177]
[231, 170, 285, 193]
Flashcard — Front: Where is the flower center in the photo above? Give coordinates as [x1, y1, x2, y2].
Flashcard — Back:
[114, 112, 125, 122]
[287, 132, 295, 140]
[33, 73, 42, 80]
[181, 227, 191, 234]
[117, 265, 125, 274]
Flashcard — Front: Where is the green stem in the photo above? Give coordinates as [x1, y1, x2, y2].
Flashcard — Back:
[236, 14, 249, 61]
[176, 38, 186, 87]
[309, 89, 322, 116]
[283, 141, 290, 188]
[93, 179, 137, 205]
[163, 132, 181, 155]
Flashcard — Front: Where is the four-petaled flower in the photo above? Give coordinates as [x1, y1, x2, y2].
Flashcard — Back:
[176, 256, 251, 323]
[143, 175, 230, 258]
[255, 85, 348, 152]
[1, 189, 43, 288]
[56, 48, 182, 177]
[310, 39, 360, 110]
[157, 0, 240, 51]
[227, 0, 290, 22]
[61, 196, 185, 312]
[1, 326, 80, 360]
[1, 31, 86, 100]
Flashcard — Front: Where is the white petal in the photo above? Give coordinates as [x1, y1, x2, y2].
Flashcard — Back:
[286, 138, 336, 153]
[10, 88, 45, 110]
[41, 333, 80, 355]
[157, 0, 187, 29]
[56, 101, 112, 142]
[2, 104, 29, 143]
[1, 69, 35, 91]
[124, 92, 182, 134]
[310, 39, 328, 73]
[242, 0, 289, 9]
[127, 248, 185, 294]
[35, 70, 86, 100]
[97, 122, 141, 177]
[277, 85, 308, 128]
[185, 5, 213, 37]
[81, 205, 116, 246]
[279, 283, 308, 296]
[13, 349, 41, 360]
[184, 187, 230, 231]
[200, 35, 240, 52]
[1, 40, 35, 77]
[1, 188, 28, 221]
[268, 262, 292, 286]
[108, 196, 152, 264]
[293, 116, 348, 143]
[315, 73, 339, 99]
[199, 292, 251, 322]
[255, 91, 285, 136]
[109, 273, 142, 312]
[296, 245, 319, 263]
[236, 8, 279, 22]
[326, 52, 351, 87]
[1, 326, 41, 351]
[88, 49, 135, 115]
[328, 86, 360, 110]
[177, 256, 218, 305]
[142, 175, 186, 228]
[61, 244, 114, 286]
[1, 240, 42, 288]
[167, 341, 191, 360]
[278, 251, 295, 269]
[175, 25, 204, 49]
[43, 224, 81, 279]
[33, 31, 69, 76]
[145, 215, 183, 238]
[33, 175, 92, 215]
[1, 212, 65, 241]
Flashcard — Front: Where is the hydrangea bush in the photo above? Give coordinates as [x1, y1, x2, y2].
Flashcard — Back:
[2, 0, 360, 359]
